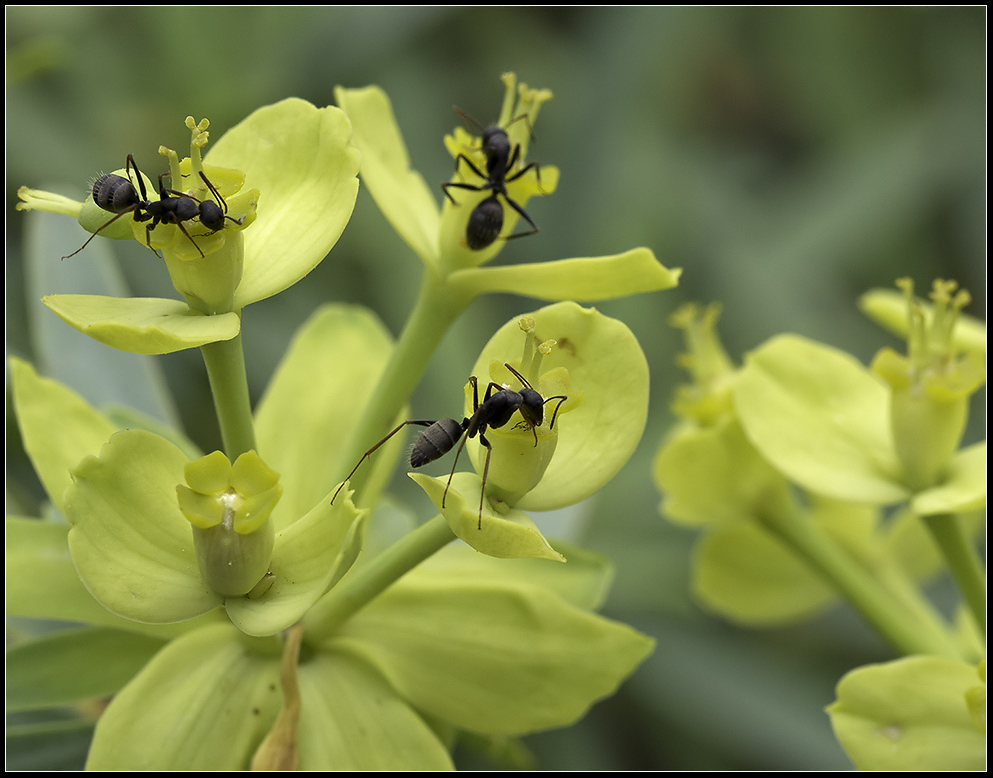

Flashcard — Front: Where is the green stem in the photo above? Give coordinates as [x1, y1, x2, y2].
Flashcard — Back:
[342, 269, 471, 503]
[921, 512, 986, 640]
[756, 505, 963, 659]
[302, 515, 456, 642]
[200, 331, 256, 459]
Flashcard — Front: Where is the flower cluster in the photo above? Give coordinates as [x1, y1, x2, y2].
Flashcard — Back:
[9, 74, 675, 769]
[654, 279, 986, 770]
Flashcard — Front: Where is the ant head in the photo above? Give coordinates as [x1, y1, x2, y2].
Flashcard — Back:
[502, 362, 545, 428]
[480, 126, 511, 159]
[518, 387, 545, 428]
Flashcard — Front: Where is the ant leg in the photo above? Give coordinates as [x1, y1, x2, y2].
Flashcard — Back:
[545, 395, 568, 430]
[61, 209, 136, 260]
[174, 219, 206, 258]
[499, 194, 539, 241]
[441, 430, 472, 509]
[442, 376, 481, 508]
[330, 420, 435, 505]
[126, 154, 150, 201]
[441, 154, 490, 205]
[476, 432, 493, 530]
[505, 160, 541, 186]
[198, 171, 228, 212]
[453, 153, 486, 181]
[442, 179, 488, 205]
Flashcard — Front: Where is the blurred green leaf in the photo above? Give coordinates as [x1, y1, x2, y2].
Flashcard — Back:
[7, 628, 166, 711]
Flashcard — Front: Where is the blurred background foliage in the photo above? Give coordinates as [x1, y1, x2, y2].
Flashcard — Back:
[6, 6, 985, 770]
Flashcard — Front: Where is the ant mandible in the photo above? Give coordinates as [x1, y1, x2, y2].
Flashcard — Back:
[330, 364, 567, 529]
[441, 108, 543, 251]
[63, 155, 242, 260]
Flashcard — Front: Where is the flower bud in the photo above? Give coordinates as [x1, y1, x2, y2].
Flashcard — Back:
[177, 450, 281, 596]
[871, 279, 985, 491]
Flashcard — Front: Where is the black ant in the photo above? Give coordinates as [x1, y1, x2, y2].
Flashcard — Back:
[63, 155, 242, 260]
[441, 109, 542, 251]
[331, 364, 567, 529]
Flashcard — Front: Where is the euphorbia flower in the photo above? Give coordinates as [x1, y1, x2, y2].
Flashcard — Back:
[733, 278, 986, 517]
[11, 78, 661, 770]
[412, 301, 649, 560]
[652, 299, 981, 637]
[13, 357, 366, 636]
[868, 279, 985, 491]
[177, 449, 282, 597]
[17, 100, 360, 352]
[335, 73, 680, 303]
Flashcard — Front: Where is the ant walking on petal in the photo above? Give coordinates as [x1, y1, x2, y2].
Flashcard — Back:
[64, 155, 242, 260]
[441, 108, 543, 251]
[331, 364, 566, 529]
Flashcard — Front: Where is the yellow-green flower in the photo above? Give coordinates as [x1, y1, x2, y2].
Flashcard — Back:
[177, 450, 281, 597]
[733, 279, 986, 517]
[18, 100, 360, 348]
[868, 278, 985, 491]
[335, 73, 680, 303]
[413, 302, 649, 560]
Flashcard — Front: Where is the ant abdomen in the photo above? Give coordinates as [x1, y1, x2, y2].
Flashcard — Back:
[92, 174, 138, 214]
[465, 196, 503, 250]
[411, 418, 464, 467]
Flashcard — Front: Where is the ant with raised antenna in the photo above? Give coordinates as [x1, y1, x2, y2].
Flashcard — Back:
[441, 108, 543, 251]
[63, 155, 242, 260]
[331, 363, 567, 529]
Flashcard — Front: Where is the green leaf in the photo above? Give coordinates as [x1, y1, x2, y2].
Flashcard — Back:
[734, 335, 909, 505]
[297, 651, 453, 770]
[828, 656, 985, 770]
[5, 517, 218, 639]
[329, 576, 654, 735]
[10, 357, 118, 514]
[450, 248, 681, 302]
[64, 430, 222, 623]
[42, 294, 240, 354]
[205, 98, 361, 309]
[86, 624, 281, 770]
[254, 304, 396, 529]
[469, 302, 650, 512]
[7, 628, 166, 711]
[6, 517, 113, 624]
[334, 85, 441, 267]
[6, 716, 94, 771]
